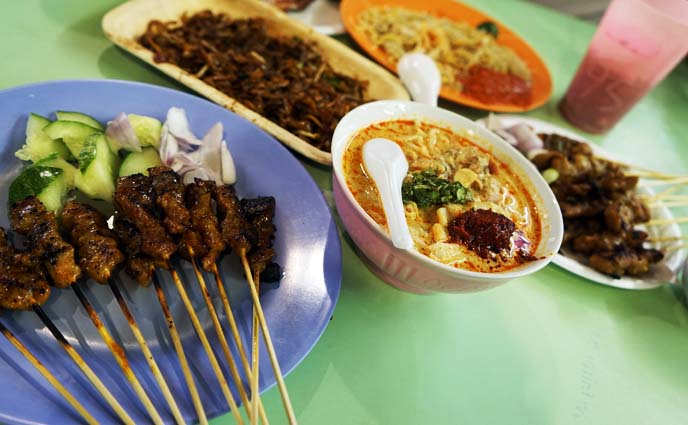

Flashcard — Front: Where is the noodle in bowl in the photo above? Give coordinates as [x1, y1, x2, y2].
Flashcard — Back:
[332, 101, 563, 293]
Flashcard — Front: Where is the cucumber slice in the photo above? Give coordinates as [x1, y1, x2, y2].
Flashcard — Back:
[43, 120, 102, 158]
[119, 147, 163, 177]
[8, 164, 68, 212]
[128, 114, 162, 148]
[15, 113, 72, 162]
[35, 153, 78, 187]
[55, 111, 104, 131]
[75, 133, 119, 202]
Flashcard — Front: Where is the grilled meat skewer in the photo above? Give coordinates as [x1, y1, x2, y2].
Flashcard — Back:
[2, 210, 133, 424]
[241, 196, 277, 279]
[62, 201, 124, 284]
[9, 196, 81, 287]
[61, 200, 185, 424]
[115, 172, 244, 425]
[186, 179, 225, 271]
[149, 166, 208, 260]
[0, 227, 51, 310]
[147, 168, 262, 421]
[114, 174, 177, 261]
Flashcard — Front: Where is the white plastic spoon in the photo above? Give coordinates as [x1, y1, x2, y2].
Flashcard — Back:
[363, 138, 414, 250]
[397, 52, 441, 106]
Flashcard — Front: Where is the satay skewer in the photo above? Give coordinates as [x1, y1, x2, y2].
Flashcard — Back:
[115, 173, 244, 423]
[215, 186, 291, 424]
[60, 200, 184, 425]
[32, 304, 135, 425]
[0, 321, 98, 425]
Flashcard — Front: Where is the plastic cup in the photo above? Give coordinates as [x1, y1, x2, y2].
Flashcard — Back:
[559, 0, 688, 134]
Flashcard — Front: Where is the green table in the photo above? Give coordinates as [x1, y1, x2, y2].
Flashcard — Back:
[2, 1, 688, 424]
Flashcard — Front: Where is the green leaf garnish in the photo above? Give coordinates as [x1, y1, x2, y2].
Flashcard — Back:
[477, 21, 499, 38]
[401, 169, 473, 208]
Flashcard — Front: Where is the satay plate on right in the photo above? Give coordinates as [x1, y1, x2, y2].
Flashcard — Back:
[478, 115, 686, 290]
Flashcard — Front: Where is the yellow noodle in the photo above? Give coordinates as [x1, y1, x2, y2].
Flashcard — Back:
[357, 6, 531, 93]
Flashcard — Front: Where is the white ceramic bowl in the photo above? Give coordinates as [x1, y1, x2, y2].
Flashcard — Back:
[331, 100, 564, 294]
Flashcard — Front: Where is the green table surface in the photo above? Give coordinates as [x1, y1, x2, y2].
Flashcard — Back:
[2, 1, 688, 424]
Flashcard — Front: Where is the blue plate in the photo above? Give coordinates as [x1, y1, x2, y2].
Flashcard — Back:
[0, 80, 342, 424]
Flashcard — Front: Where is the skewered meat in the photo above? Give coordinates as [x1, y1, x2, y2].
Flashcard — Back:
[448, 209, 516, 259]
[114, 174, 177, 261]
[10, 196, 81, 288]
[186, 179, 225, 271]
[113, 216, 158, 286]
[588, 247, 664, 278]
[241, 197, 277, 278]
[215, 184, 255, 255]
[149, 167, 208, 260]
[0, 227, 51, 309]
[62, 201, 125, 284]
[531, 133, 663, 277]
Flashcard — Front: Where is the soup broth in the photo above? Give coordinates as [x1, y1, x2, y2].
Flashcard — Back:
[343, 119, 543, 273]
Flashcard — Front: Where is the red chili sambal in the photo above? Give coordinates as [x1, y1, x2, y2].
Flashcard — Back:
[459, 66, 532, 107]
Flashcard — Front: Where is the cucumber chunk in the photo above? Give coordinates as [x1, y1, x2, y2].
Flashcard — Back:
[43, 120, 102, 158]
[119, 147, 163, 177]
[128, 114, 162, 148]
[35, 153, 78, 187]
[55, 111, 104, 131]
[9, 164, 69, 212]
[15, 113, 72, 162]
[75, 133, 119, 202]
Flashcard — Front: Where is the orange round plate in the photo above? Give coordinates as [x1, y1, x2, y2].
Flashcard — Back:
[340, 0, 553, 112]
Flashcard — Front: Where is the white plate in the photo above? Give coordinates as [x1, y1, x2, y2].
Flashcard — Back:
[477, 115, 686, 290]
[288, 0, 344, 35]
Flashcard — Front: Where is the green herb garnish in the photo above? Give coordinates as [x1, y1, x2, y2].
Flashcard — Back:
[477, 21, 499, 38]
[401, 169, 473, 208]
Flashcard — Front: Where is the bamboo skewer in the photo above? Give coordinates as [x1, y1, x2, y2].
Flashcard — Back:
[108, 279, 186, 425]
[211, 264, 269, 425]
[32, 304, 135, 425]
[166, 265, 245, 425]
[0, 321, 98, 425]
[71, 284, 163, 425]
[249, 277, 261, 425]
[649, 235, 688, 242]
[646, 216, 688, 226]
[637, 176, 688, 187]
[238, 253, 297, 425]
[189, 255, 254, 418]
[152, 274, 207, 425]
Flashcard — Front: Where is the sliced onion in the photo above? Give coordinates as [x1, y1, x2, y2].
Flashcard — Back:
[220, 141, 236, 184]
[158, 122, 178, 166]
[160, 107, 237, 186]
[106, 112, 142, 153]
[512, 230, 532, 254]
[494, 129, 519, 147]
[505, 122, 543, 154]
[166, 107, 202, 150]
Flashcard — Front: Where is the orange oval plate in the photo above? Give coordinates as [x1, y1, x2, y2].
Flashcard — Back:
[340, 0, 553, 112]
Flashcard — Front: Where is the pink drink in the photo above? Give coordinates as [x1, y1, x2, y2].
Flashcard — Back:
[560, 0, 688, 134]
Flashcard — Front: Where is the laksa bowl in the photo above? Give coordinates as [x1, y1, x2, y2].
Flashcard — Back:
[331, 101, 563, 293]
